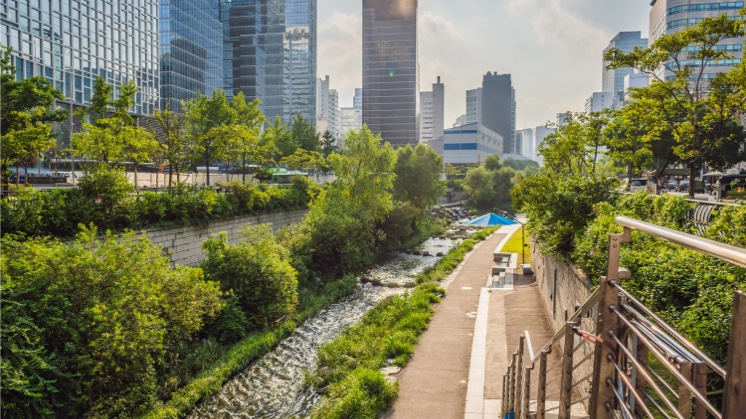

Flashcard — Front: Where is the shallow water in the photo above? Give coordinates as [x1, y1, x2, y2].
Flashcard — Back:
[187, 237, 455, 419]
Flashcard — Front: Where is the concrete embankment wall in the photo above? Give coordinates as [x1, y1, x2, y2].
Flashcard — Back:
[530, 242, 596, 404]
[133, 209, 308, 266]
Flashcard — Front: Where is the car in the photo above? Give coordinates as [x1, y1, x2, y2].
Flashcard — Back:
[678, 179, 690, 192]
[629, 178, 648, 193]
[667, 179, 679, 190]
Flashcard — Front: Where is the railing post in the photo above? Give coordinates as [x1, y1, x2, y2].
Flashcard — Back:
[520, 366, 532, 419]
[514, 336, 525, 415]
[558, 322, 575, 419]
[502, 374, 509, 418]
[509, 353, 517, 416]
[724, 291, 746, 418]
[536, 349, 549, 419]
[678, 362, 694, 416]
[590, 228, 630, 419]
[694, 362, 708, 419]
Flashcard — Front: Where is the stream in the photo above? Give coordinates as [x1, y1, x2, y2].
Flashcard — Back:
[188, 230, 475, 418]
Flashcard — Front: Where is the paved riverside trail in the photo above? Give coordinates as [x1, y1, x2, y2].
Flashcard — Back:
[384, 230, 507, 419]
[385, 226, 562, 419]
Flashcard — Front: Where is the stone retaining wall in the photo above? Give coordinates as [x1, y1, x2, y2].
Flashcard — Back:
[530, 241, 597, 405]
[134, 209, 308, 266]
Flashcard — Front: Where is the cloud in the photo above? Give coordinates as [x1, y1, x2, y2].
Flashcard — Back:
[507, 0, 608, 49]
[318, 10, 363, 107]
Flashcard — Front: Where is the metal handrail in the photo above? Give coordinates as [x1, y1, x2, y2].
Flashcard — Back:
[530, 287, 601, 363]
[612, 281, 727, 378]
[616, 216, 746, 268]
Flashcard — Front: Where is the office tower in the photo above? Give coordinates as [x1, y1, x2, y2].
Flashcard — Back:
[160, 0, 225, 113]
[534, 126, 556, 166]
[466, 88, 482, 124]
[2, 0, 160, 147]
[480, 72, 516, 154]
[353, 87, 363, 109]
[557, 113, 570, 127]
[650, 1, 743, 81]
[223, 0, 317, 125]
[432, 76, 445, 141]
[602, 32, 647, 107]
[362, 0, 418, 147]
[521, 128, 535, 161]
[513, 130, 522, 157]
[585, 92, 615, 112]
[339, 107, 362, 143]
[419, 91, 433, 142]
[317, 75, 339, 138]
[418, 76, 445, 143]
[623, 70, 649, 104]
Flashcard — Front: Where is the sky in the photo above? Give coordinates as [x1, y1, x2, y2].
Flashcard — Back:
[318, 0, 651, 130]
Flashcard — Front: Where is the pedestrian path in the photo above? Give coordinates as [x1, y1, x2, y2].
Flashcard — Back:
[385, 224, 566, 419]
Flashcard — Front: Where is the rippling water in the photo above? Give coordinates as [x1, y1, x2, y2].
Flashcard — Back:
[187, 237, 453, 419]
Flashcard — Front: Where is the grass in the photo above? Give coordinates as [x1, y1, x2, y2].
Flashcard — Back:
[307, 227, 499, 419]
[501, 227, 532, 266]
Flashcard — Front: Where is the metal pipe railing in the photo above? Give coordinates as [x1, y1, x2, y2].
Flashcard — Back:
[616, 216, 746, 268]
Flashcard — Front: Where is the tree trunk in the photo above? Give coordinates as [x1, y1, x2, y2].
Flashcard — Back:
[242, 155, 247, 183]
[24, 165, 29, 186]
[169, 164, 173, 189]
[15, 163, 20, 187]
[205, 149, 210, 186]
[689, 164, 697, 199]
[134, 164, 138, 188]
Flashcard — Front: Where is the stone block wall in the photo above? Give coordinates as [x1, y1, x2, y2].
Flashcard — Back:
[530, 241, 597, 406]
[133, 209, 308, 266]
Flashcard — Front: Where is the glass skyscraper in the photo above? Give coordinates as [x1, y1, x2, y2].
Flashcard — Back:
[1, 0, 160, 115]
[362, 0, 418, 147]
[481, 72, 515, 154]
[160, 0, 224, 113]
[602, 31, 647, 108]
[222, 0, 317, 125]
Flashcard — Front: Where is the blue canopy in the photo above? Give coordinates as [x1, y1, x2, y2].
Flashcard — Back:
[465, 213, 518, 227]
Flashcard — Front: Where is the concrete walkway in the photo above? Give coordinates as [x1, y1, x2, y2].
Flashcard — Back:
[385, 225, 562, 419]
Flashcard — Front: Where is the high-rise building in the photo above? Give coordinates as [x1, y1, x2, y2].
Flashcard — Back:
[362, 0, 418, 147]
[585, 92, 615, 112]
[223, 0, 317, 126]
[480, 72, 516, 154]
[534, 126, 556, 166]
[317, 75, 339, 138]
[521, 128, 534, 161]
[466, 88, 482, 124]
[432, 76, 445, 141]
[513, 130, 522, 157]
[419, 91, 433, 142]
[160, 0, 225, 113]
[418, 76, 444, 143]
[2, 0, 160, 147]
[623, 70, 649, 104]
[339, 107, 362, 143]
[602, 31, 647, 107]
[650, 1, 744, 81]
[353, 87, 363, 109]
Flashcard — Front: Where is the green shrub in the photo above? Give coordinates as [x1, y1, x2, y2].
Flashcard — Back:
[201, 226, 299, 330]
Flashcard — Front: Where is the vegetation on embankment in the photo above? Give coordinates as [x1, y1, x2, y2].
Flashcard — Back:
[308, 227, 499, 419]
[1, 126, 449, 418]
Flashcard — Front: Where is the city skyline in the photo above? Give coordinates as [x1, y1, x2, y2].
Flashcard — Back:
[319, 0, 651, 130]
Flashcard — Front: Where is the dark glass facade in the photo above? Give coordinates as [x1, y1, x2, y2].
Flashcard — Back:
[222, 0, 316, 125]
[602, 31, 647, 107]
[362, 0, 418, 147]
[1, 0, 160, 116]
[160, 0, 224, 113]
[480, 72, 515, 154]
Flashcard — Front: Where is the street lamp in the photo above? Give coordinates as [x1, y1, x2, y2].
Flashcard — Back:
[497, 210, 526, 265]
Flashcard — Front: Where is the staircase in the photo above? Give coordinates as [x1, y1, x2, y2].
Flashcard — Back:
[501, 216, 746, 419]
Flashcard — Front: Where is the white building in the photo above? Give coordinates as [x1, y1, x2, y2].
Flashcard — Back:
[316, 75, 340, 139]
[521, 128, 535, 161]
[623, 70, 649, 103]
[466, 87, 482, 124]
[339, 107, 362, 143]
[419, 91, 434, 142]
[533, 126, 556, 166]
[585, 92, 616, 112]
[453, 114, 468, 128]
[443, 122, 503, 165]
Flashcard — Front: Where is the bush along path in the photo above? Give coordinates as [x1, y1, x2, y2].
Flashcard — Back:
[307, 227, 499, 419]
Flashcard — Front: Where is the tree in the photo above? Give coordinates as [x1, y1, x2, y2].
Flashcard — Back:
[2, 110, 56, 186]
[279, 149, 328, 181]
[211, 124, 275, 182]
[484, 154, 502, 171]
[265, 116, 297, 161]
[327, 125, 397, 221]
[0, 47, 66, 187]
[78, 77, 114, 126]
[392, 144, 445, 209]
[151, 103, 189, 188]
[183, 90, 235, 185]
[463, 166, 497, 209]
[604, 98, 659, 184]
[320, 129, 338, 157]
[291, 114, 320, 152]
[120, 126, 159, 187]
[539, 111, 611, 177]
[605, 13, 746, 197]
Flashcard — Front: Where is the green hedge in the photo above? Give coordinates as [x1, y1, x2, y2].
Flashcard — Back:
[308, 227, 498, 419]
[1, 175, 319, 239]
